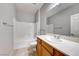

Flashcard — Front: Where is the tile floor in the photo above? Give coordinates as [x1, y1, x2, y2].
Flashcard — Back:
[13, 47, 37, 56]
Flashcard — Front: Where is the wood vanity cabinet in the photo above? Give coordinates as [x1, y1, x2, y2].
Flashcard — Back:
[36, 37, 65, 56]
[37, 38, 42, 56]
[53, 49, 65, 56]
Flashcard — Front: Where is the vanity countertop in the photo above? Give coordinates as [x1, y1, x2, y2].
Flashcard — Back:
[37, 35, 79, 56]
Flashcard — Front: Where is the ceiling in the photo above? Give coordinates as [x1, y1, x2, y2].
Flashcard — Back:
[15, 3, 43, 15]
[47, 3, 76, 18]
[15, 3, 44, 22]
[15, 3, 75, 22]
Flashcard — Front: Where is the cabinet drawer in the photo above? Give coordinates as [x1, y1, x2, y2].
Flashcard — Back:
[42, 41, 53, 54]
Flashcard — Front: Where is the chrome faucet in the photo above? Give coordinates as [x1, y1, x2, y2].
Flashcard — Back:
[54, 35, 60, 39]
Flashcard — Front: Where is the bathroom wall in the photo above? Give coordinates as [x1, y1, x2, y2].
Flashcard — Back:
[48, 4, 79, 36]
[34, 10, 40, 36]
[14, 21, 34, 49]
[14, 21, 34, 41]
[0, 3, 15, 55]
[14, 4, 36, 49]
[34, 4, 49, 35]
[39, 4, 50, 35]
[16, 11, 35, 23]
[34, 4, 52, 35]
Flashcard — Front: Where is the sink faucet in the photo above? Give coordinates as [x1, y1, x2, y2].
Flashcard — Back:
[54, 35, 60, 39]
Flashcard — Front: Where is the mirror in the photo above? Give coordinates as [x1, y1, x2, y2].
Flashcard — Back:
[46, 3, 79, 37]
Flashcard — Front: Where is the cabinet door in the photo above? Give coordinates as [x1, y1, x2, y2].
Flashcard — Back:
[42, 46, 51, 56]
[37, 42, 42, 56]
[53, 49, 64, 56]
[42, 41, 53, 55]
[37, 38, 42, 56]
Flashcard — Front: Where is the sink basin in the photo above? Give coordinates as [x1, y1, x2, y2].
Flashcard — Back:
[41, 35, 63, 43]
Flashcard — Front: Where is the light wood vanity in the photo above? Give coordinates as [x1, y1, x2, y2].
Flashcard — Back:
[36, 37, 65, 56]
[36, 35, 79, 56]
